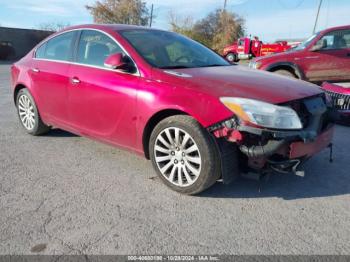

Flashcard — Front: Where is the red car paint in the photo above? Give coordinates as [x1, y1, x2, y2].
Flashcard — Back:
[223, 37, 292, 61]
[251, 25, 350, 83]
[11, 24, 331, 161]
[289, 127, 334, 158]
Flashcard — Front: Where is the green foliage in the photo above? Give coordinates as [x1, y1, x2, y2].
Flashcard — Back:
[86, 0, 150, 26]
[169, 9, 245, 53]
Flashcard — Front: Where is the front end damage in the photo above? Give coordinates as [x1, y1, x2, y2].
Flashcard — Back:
[209, 94, 337, 182]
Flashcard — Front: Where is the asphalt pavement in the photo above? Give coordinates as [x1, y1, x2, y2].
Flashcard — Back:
[0, 64, 349, 255]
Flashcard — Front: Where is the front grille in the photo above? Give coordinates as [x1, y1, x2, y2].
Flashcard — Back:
[283, 95, 331, 132]
[324, 90, 350, 111]
[284, 99, 310, 127]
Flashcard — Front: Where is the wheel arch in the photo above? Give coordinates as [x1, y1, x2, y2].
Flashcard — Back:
[13, 84, 44, 121]
[13, 83, 28, 105]
[266, 62, 305, 80]
[142, 109, 189, 159]
[226, 51, 238, 56]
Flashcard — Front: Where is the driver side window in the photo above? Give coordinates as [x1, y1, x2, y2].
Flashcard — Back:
[77, 30, 125, 68]
[317, 30, 350, 50]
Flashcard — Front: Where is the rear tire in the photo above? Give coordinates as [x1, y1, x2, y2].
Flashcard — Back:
[274, 69, 297, 78]
[149, 115, 221, 195]
[16, 88, 51, 136]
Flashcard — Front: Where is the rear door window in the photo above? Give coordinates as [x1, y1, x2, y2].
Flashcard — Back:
[36, 31, 76, 61]
[35, 43, 47, 59]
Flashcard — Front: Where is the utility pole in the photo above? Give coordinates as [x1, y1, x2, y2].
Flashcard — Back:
[313, 0, 323, 34]
[149, 4, 154, 27]
[224, 0, 228, 10]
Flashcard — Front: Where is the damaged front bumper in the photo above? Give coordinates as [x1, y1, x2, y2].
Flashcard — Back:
[210, 95, 336, 181]
[236, 123, 334, 178]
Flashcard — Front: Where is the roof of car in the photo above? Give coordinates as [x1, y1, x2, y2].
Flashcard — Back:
[63, 24, 160, 32]
[321, 25, 350, 33]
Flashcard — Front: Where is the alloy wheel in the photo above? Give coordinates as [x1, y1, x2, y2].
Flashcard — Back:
[154, 127, 202, 187]
[18, 94, 36, 130]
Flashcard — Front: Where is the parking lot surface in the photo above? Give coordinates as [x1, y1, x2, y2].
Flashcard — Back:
[0, 64, 349, 255]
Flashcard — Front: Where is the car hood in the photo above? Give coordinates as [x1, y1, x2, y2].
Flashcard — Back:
[155, 66, 322, 104]
[254, 49, 303, 62]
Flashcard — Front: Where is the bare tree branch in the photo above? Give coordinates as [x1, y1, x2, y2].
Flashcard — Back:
[37, 22, 71, 32]
[168, 9, 245, 52]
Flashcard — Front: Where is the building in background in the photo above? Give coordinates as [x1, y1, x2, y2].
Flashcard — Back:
[0, 27, 53, 61]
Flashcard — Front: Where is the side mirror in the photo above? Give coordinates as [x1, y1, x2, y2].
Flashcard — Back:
[104, 53, 128, 70]
[310, 39, 327, 52]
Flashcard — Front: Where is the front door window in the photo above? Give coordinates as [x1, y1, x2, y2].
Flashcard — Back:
[77, 30, 125, 68]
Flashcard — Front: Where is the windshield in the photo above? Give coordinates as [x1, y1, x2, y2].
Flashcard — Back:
[293, 33, 319, 50]
[120, 30, 230, 69]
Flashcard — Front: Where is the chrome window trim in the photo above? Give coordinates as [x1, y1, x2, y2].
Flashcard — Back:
[33, 28, 140, 77]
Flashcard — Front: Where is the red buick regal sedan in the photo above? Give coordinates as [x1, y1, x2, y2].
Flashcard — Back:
[11, 24, 336, 195]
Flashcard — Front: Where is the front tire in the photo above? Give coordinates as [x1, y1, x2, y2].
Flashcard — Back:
[274, 69, 297, 78]
[226, 53, 238, 63]
[16, 88, 51, 136]
[149, 115, 221, 195]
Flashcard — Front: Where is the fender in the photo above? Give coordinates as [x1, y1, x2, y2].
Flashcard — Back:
[266, 62, 306, 80]
[11, 56, 34, 102]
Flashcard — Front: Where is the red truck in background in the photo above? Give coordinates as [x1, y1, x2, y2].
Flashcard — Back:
[223, 36, 293, 62]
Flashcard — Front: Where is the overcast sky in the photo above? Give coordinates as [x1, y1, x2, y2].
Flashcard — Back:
[1, 0, 349, 41]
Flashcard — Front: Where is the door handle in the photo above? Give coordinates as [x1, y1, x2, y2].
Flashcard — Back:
[32, 68, 40, 73]
[71, 77, 81, 84]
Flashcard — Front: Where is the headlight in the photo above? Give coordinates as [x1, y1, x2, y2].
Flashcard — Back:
[249, 61, 261, 69]
[220, 97, 303, 130]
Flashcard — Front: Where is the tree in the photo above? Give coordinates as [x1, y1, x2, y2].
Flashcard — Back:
[211, 10, 245, 53]
[169, 9, 245, 53]
[168, 11, 212, 47]
[168, 11, 196, 39]
[86, 0, 150, 26]
[37, 22, 71, 32]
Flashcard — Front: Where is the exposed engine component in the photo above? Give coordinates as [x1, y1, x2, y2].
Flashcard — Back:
[239, 140, 286, 158]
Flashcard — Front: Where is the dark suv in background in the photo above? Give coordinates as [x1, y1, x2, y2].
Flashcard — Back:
[249, 25, 350, 84]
